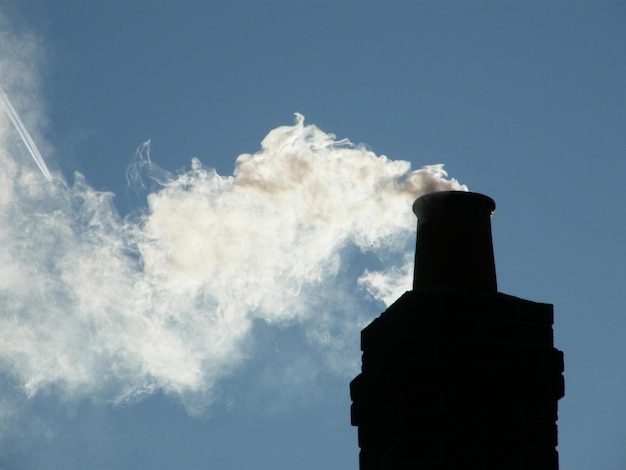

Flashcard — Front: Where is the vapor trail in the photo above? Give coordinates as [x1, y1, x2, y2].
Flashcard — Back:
[0, 84, 52, 182]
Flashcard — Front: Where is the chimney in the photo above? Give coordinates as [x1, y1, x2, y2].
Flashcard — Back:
[350, 191, 565, 469]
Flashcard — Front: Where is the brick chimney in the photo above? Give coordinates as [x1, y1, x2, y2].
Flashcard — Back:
[350, 191, 565, 469]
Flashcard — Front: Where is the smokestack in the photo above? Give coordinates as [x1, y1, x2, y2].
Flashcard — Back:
[350, 191, 564, 469]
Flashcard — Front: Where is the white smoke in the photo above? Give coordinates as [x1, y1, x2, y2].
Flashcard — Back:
[0, 110, 465, 409]
[358, 253, 416, 307]
[0, 24, 467, 424]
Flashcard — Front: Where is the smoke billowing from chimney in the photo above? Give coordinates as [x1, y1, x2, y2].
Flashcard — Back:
[0, 32, 467, 426]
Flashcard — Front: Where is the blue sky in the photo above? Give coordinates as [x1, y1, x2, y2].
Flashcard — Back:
[0, 1, 625, 469]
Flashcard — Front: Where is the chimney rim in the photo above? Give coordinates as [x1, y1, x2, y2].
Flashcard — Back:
[412, 190, 496, 218]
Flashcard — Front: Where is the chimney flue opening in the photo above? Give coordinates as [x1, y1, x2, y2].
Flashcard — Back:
[412, 190, 497, 293]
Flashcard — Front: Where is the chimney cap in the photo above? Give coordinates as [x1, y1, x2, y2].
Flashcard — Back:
[412, 190, 497, 293]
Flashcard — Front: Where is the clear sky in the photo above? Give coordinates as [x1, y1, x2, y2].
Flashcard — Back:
[0, 1, 625, 469]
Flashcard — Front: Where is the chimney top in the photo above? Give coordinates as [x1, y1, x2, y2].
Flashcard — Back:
[412, 191, 497, 293]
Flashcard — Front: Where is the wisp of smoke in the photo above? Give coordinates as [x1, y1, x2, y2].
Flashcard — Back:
[1, 98, 466, 415]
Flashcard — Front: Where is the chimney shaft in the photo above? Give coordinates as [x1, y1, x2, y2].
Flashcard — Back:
[413, 191, 497, 292]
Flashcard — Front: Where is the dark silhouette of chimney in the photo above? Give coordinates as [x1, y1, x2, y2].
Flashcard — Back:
[350, 191, 564, 469]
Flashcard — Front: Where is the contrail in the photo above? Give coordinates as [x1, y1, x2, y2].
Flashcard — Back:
[0, 84, 53, 182]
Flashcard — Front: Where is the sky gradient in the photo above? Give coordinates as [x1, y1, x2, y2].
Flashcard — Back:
[1, 1, 625, 469]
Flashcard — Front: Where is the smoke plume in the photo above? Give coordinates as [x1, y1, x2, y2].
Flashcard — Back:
[1, 110, 465, 408]
[0, 25, 466, 423]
